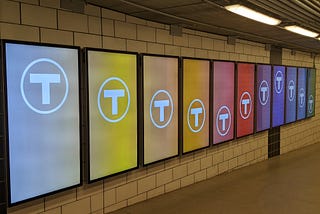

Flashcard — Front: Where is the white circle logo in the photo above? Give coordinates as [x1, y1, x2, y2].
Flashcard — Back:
[274, 70, 284, 94]
[150, 90, 173, 129]
[216, 105, 231, 136]
[299, 88, 305, 108]
[308, 94, 314, 113]
[97, 77, 130, 123]
[187, 99, 206, 133]
[259, 80, 269, 106]
[20, 58, 69, 114]
[288, 80, 295, 102]
[239, 92, 252, 120]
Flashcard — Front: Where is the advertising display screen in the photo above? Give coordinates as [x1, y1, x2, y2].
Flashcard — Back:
[4, 42, 81, 204]
[182, 59, 210, 153]
[87, 50, 138, 182]
[285, 67, 297, 124]
[307, 68, 316, 118]
[143, 55, 178, 165]
[272, 66, 285, 127]
[236, 63, 255, 138]
[213, 61, 234, 144]
[256, 65, 271, 132]
[297, 68, 307, 120]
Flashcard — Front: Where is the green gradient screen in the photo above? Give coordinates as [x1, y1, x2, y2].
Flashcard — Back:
[183, 59, 210, 153]
[307, 68, 316, 117]
[88, 50, 137, 181]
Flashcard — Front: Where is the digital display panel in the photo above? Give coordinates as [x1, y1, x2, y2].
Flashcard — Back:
[182, 59, 209, 153]
[272, 66, 285, 127]
[213, 61, 234, 144]
[307, 68, 316, 118]
[285, 67, 297, 124]
[236, 63, 254, 138]
[4, 42, 80, 204]
[87, 50, 138, 181]
[143, 55, 178, 165]
[297, 68, 307, 120]
[256, 65, 271, 132]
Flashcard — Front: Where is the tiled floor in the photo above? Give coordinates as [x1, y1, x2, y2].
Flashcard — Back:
[111, 143, 320, 214]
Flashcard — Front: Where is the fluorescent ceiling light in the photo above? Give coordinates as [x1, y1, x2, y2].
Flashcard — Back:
[284, 25, 319, 38]
[225, 4, 281, 26]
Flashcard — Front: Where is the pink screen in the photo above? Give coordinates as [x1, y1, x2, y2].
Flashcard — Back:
[213, 61, 235, 144]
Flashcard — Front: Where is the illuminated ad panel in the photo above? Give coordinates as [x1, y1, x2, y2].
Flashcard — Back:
[285, 67, 297, 124]
[4, 42, 80, 204]
[87, 50, 137, 181]
[213, 61, 234, 144]
[236, 63, 255, 138]
[256, 65, 271, 132]
[272, 66, 285, 127]
[143, 55, 178, 165]
[307, 68, 316, 118]
[297, 68, 307, 120]
[182, 59, 210, 153]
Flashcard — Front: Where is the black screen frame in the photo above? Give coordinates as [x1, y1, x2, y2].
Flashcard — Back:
[2, 39, 83, 206]
[85, 47, 140, 183]
[141, 53, 180, 166]
[211, 59, 236, 146]
[180, 57, 211, 155]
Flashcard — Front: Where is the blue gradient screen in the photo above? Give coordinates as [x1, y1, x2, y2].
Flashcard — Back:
[272, 66, 285, 127]
[285, 67, 297, 123]
[297, 68, 307, 120]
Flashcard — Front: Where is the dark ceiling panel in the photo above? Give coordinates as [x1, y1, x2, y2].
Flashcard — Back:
[87, 0, 144, 13]
[132, 11, 184, 25]
[126, 0, 203, 9]
[86, 0, 320, 53]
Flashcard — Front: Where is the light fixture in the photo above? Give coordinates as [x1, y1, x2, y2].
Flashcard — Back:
[225, 4, 281, 26]
[284, 25, 319, 38]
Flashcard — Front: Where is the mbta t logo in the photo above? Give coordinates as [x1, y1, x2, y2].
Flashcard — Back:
[274, 70, 284, 94]
[259, 80, 269, 106]
[216, 106, 231, 136]
[308, 95, 314, 113]
[239, 92, 252, 119]
[288, 80, 295, 102]
[98, 77, 130, 123]
[150, 90, 173, 128]
[20, 58, 68, 114]
[187, 99, 205, 133]
[299, 88, 305, 108]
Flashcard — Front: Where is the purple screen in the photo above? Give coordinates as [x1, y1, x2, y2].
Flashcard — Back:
[256, 65, 271, 132]
[297, 68, 307, 120]
[285, 67, 297, 123]
[272, 66, 285, 127]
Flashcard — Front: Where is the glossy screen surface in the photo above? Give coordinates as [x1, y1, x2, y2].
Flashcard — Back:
[143, 56, 178, 165]
[5, 42, 80, 204]
[183, 59, 210, 153]
[87, 50, 138, 181]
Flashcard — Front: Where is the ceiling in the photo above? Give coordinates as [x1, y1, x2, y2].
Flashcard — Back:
[86, 0, 320, 53]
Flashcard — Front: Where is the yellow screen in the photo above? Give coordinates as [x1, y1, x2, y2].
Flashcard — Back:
[183, 59, 210, 153]
[88, 50, 137, 181]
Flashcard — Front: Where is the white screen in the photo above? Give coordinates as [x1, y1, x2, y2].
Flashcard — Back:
[5, 43, 81, 204]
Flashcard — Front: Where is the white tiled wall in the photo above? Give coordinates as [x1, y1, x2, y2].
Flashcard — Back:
[1, 0, 319, 213]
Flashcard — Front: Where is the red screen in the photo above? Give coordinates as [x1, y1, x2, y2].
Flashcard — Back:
[236, 63, 255, 138]
[213, 61, 235, 144]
